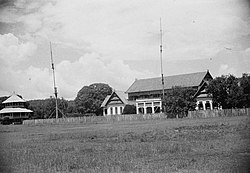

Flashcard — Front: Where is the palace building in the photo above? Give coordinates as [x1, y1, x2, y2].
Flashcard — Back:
[126, 71, 213, 114]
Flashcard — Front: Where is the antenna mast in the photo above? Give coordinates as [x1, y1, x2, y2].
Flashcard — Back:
[50, 42, 59, 119]
[160, 18, 165, 112]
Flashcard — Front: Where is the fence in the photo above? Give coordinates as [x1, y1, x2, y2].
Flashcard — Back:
[23, 108, 250, 125]
[188, 108, 250, 118]
[23, 113, 167, 125]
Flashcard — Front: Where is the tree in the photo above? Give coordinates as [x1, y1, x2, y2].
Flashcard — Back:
[207, 75, 245, 109]
[240, 74, 250, 108]
[28, 97, 69, 119]
[75, 83, 112, 115]
[0, 96, 9, 110]
[122, 104, 136, 114]
[163, 87, 196, 118]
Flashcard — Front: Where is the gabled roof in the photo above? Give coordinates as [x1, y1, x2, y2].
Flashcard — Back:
[115, 90, 128, 104]
[194, 80, 210, 98]
[101, 90, 130, 107]
[126, 71, 212, 93]
[2, 93, 26, 104]
[101, 95, 111, 107]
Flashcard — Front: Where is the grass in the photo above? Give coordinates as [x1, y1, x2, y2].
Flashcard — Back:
[0, 116, 250, 173]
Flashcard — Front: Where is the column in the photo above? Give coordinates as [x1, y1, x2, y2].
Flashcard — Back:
[210, 101, 213, 110]
[107, 107, 110, 115]
[136, 103, 139, 114]
[152, 104, 155, 114]
[160, 101, 162, 113]
[195, 101, 199, 110]
[143, 102, 146, 114]
[203, 101, 206, 110]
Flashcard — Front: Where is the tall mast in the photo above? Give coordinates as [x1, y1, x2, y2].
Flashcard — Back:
[160, 18, 165, 112]
[50, 42, 59, 119]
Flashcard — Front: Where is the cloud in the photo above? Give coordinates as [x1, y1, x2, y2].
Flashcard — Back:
[0, 0, 250, 99]
[55, 52, 154, 99]
[1, 0, 250, 61]
[245, 47, 250, 52]
[0, 33, 153, 99]
[0, 33, 37, 66]
[218, 64, 236, 76]
[0, 33, 50, 99]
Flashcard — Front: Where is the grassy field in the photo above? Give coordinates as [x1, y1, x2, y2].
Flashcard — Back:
[0, 116, 250, 173]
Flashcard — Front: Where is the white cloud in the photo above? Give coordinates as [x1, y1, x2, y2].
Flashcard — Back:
[2, 0, 249, 62]
[218, 64, 236, 76]
[0, 33, 153, 99]
[0, 0, 250, 99]
[0, 33, 51, 99]
[0, 33, 37, 66]
[245, 47, 250, 52]
[55, 52, 154, 99]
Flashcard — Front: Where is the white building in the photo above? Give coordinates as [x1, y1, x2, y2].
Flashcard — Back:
[101, 90, 135, 116]
[0, 93, 33, 123]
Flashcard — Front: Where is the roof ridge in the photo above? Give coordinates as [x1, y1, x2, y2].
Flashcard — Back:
[136, 71, 207, 81]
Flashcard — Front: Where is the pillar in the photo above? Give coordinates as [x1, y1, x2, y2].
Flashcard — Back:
[160, 101, 162, 113]
[152, 104, 155, 114]
[107, 107, 110, 115]
[203, 101, 206, 110]
[195, 101, 199, 110]
[210, 101, 213, 110]
[143, 102, 146, 114]
[136, 103, 139, 114]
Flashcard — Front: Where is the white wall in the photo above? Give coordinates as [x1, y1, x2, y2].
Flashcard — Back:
[104, 105, 124, 116]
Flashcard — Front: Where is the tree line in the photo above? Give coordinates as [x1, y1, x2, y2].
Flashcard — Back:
[0, 74, 249, 118]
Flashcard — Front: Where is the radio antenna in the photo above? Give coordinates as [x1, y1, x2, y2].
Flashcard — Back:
[50, 42, 59, 119]
[160, 18, 165, 112]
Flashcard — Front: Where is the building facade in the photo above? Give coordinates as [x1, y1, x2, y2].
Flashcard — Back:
[101, 90, 135, 116]
[126, 71, 213, 114]
[0, 93, 33, 123]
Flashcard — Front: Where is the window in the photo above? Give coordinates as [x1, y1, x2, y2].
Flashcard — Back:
[138, 103, 144, 107]
[153, 102, 160, 106]
[205, 101, 211, 110]
[138, 108, 144, 114]
[115, 107, 118, 114]
[120, 107, 123, 114]
[110, 107, 113, 115]
[154, 106, 160, 113]
[198, 102, 203, 110]
[146, 107, 152, 114]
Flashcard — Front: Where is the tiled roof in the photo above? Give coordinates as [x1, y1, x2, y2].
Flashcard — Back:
[115, 90, 128, 104]
[2, 94, 26, 104]
[126, 71, 209, 93]
[0, 108, 33, 114]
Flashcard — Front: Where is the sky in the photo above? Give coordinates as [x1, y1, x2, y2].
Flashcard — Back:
[0, 0, 249, 100]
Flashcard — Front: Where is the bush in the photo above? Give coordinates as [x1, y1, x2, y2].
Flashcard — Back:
[122, 105, 136, 114]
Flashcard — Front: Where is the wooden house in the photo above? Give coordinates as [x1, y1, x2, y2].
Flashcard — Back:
[126, 71, 213, 114]
[101, 90, 135, 116]
[0, 93, 33, 124]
